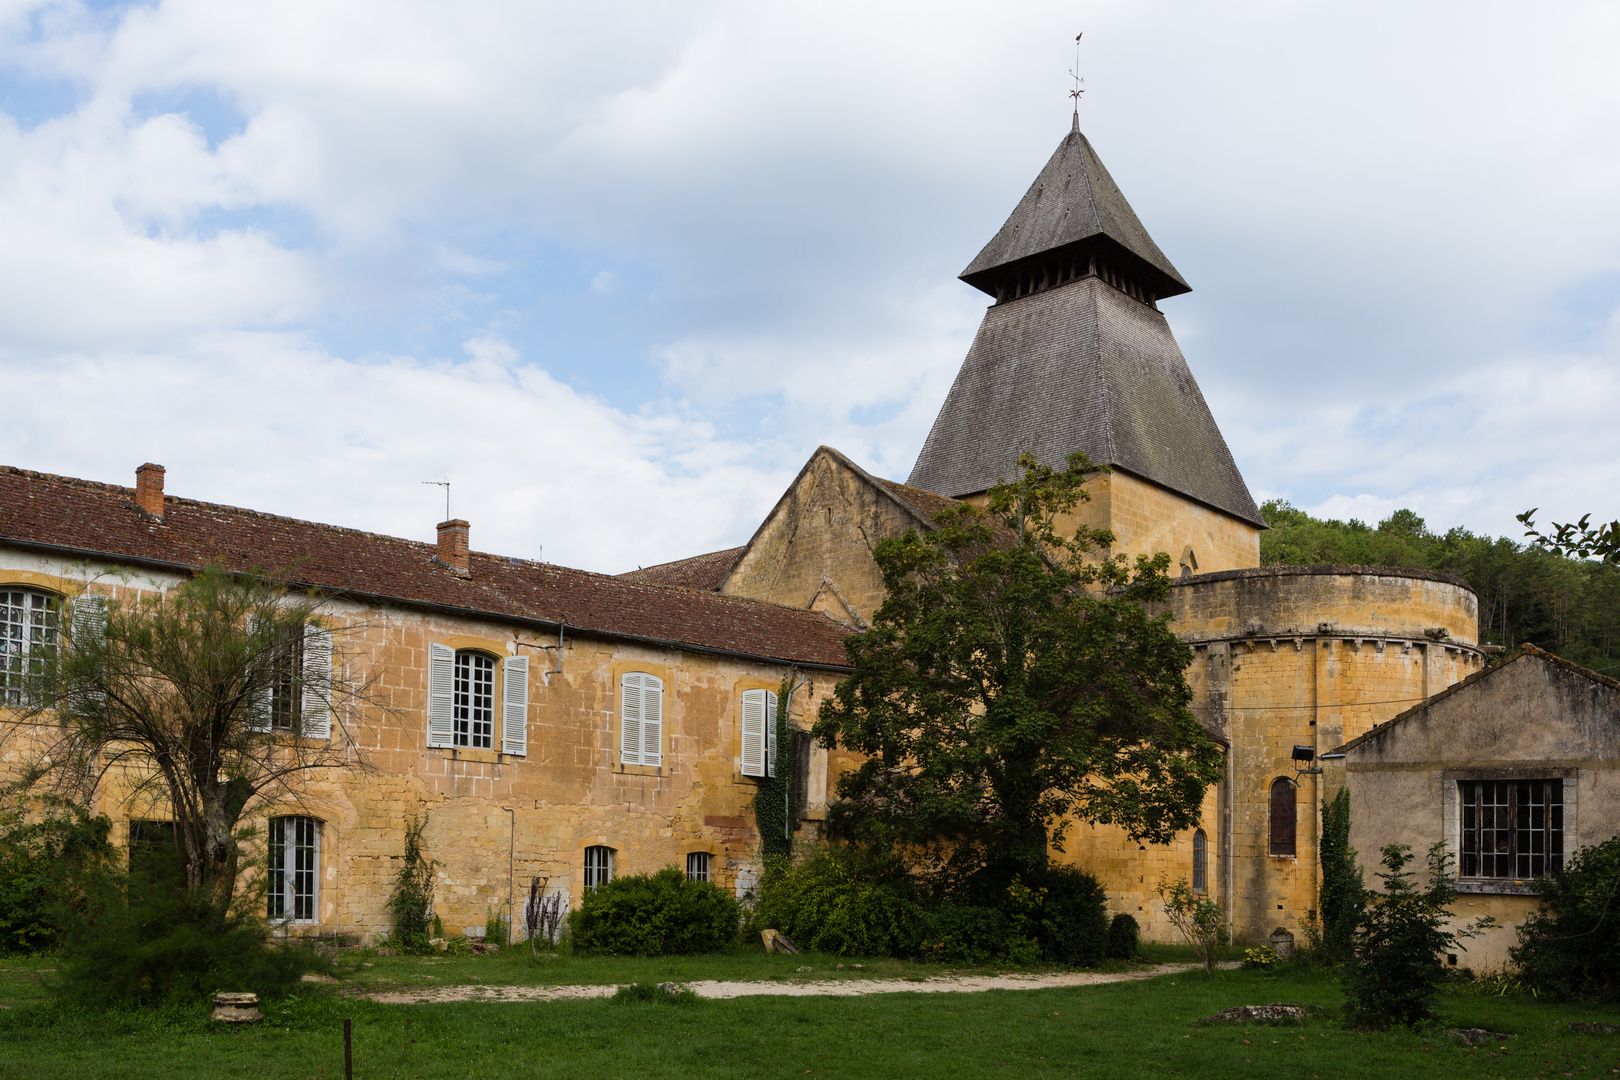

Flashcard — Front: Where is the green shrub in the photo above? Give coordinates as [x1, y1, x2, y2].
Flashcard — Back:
[1106, 913, 1140, 960]
[1318, 788, 1363, 964]
[570, 867, 740, 956]
[613, 982, 698, 1005]
[752, 848, 922, 957]
[1344, 843, 1491, 1029]
[0, 798, 113, 956]
[386, 813, 436, 954]
[1511, 836, 1620, 1001]
[54, 852, 321, 1007]
[918, 905, 1009, 963]
[1035, 865, 1109, 966]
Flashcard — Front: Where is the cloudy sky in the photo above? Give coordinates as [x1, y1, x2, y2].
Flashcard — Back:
[4, 0, 1617, 572]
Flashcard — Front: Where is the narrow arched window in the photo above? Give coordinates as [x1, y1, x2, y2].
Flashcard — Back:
[687, 851, 711, 882]
[1192, 829, 1208, 893]
[1270, 778, 1297, 856]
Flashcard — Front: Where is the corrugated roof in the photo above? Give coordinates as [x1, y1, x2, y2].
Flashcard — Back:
[906, 277, 1264, 526]
[960, 125, 1189, 300]
[0, 466, 852, 669]
[618, 547, 745, 591]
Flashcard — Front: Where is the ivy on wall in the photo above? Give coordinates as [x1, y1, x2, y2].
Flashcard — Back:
[753, 675, 798, 860]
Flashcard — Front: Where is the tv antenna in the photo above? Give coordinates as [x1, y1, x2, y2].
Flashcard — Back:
[422, 479, 451, 521]
[1069, 33, 1085, 128]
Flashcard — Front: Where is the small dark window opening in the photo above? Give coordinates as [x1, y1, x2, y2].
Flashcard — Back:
[1269, 778, 1297, 856]
[686, 851, 710, 882]
[584, 845, 613, 890]
[128, 820, 183, 903]
[1192, 829, 1208, 893]
[1460, 779, 1563, 878]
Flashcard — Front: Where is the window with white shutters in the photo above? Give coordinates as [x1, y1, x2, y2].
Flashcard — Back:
[502, 655, 528, 756]
[620, 673, 663, 766]
[740, 688, 779, 778]
[453, 651, 495, 749]
[1, 589, 58, 707]
[268, 815, 320, 922]
[427, 643, 455, 747]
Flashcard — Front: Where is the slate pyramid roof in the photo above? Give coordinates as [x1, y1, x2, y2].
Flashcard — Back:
[959, 121, 1190, 301]
[908, 123, 1263, 528]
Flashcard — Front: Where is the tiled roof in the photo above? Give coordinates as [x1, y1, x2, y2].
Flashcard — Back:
[907, 276, 1265, 527]
[0, 466, 853, 669]
[618, 547, 745, 591]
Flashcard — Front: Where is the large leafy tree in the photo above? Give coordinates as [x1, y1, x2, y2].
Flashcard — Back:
[9, 567, 379, 906]
[814, 453, 1223, 895]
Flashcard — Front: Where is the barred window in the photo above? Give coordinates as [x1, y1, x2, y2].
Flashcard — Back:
[584, 845, 613, 890]
[1, 589, 58, 707]
[687, 851, 711, 883]
[453, 651, 495, 749]
[1461, 780, 1563, 879]
[268, 816, 320, 922]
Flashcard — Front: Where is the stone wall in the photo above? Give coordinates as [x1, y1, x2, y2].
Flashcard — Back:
[1341, 647, 1620, 971]
[0, 551, 835, 943]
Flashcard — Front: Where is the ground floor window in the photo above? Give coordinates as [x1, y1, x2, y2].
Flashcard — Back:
[1192, 829, 1207, 893]
[584, 845, 613, 890]
[686, 851, 710, 882]
[1461, 779, 1563, 879]
[269, 816, 320, 921]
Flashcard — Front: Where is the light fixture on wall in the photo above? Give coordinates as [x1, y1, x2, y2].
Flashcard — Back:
[1292, 745, 1323, 778]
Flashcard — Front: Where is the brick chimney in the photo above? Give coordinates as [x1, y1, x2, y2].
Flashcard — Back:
[135, 463, 166, 519]
[436, 519, 470, 577]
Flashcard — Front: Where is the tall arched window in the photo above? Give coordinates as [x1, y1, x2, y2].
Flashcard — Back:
[453, 651, 495, 749]
[1192, 829, 1208, 893]
[1270, 778, 1297, 856]
[269, 815, 320, 922]
[1, 588, 58, 707]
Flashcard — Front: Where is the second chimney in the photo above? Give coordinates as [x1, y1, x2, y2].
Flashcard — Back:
[135, 463, 166, 519]
[436, 519, 470, 577]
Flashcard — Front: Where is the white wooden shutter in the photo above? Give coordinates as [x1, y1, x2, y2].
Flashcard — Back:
[428, 643, 455, 748]
[766, 690, 780, 778]
[620, 674, 643, 765]
[502, 655, 528, 756]
[640, 675, 663, 767]
[300, 626, 333, 739]
[740, 689, 767, 777]
[245, 615, 273, 732]
[69, 594, 108, 716]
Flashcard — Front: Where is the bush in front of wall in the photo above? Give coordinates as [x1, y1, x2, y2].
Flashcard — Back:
[1034, 865, 1110, 967]
[751, 847, 923, 957]
[1511, 836, 1620, 1001]
[1106, 913, 1141, 960]
[569, 867, 741, 956]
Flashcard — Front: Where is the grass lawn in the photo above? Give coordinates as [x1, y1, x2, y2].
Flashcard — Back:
[3, 955, 1620, 1079]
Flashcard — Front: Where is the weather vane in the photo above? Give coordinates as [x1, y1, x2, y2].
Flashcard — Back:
[1069, 32, 1085, 127]
[422, 479, 451, 521]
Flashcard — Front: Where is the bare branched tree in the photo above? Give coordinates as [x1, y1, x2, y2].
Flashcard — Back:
[5, 565, 385, 907]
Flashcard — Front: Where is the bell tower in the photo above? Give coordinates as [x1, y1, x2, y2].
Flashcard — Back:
[907, 122, 1264, 572]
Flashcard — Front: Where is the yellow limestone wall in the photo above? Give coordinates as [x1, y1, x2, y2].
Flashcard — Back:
[1069, 567, 1482, 944]
[964, 470, 1261, 575]
[0, 555, 835, 942]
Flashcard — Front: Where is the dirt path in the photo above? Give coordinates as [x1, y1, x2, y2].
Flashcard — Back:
[362, 962, 1222, 1004]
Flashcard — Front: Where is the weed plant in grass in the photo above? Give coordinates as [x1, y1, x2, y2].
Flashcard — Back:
[4, 965, 1619, 1079]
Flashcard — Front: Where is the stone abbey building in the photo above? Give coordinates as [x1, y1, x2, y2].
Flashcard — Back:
[2, 116, 1497, 947]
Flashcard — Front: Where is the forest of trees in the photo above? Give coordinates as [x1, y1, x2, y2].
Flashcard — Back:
[1259, 501, 1620, 679]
